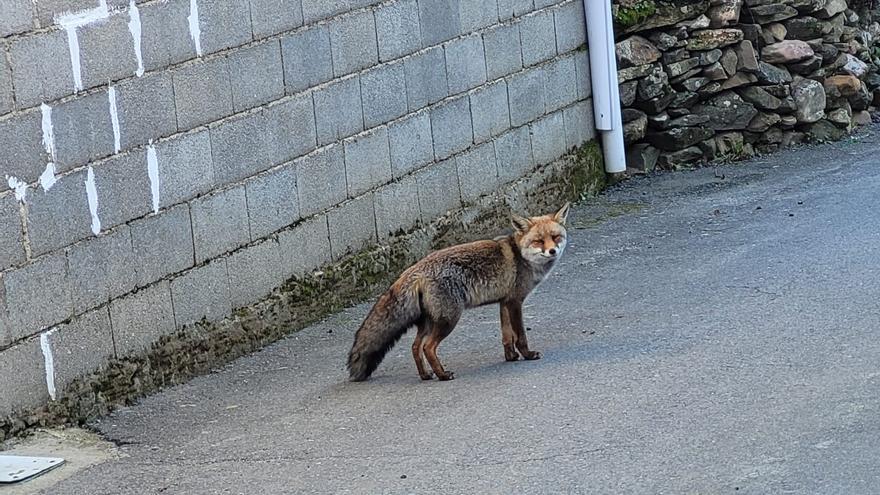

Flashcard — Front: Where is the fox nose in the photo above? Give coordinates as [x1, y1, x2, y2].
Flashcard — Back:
[548, 248, 557, 256]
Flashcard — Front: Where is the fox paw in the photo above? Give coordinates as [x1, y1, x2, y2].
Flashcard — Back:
[437, 371, 455, 381]
[521, 350, 542, 360]
[419, 372, 434, 381]
[504, 349, 520, 361]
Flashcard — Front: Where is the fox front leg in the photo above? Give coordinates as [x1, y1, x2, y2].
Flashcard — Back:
[505, 300, 541, 360]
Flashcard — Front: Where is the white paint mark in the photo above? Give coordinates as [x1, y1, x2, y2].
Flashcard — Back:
[147, 143, 159, 213]
[85, 166, 101, 235]
[40, 163, 57, 191]
[7, 176, 28, 202]
[56, 0, 110, 91]
[40, 103, 56, 161]
[40, 329, 57, 401]
[188, 0, 202, 56]
[108, 86, 121, 153]
[128, 0, 144, 77]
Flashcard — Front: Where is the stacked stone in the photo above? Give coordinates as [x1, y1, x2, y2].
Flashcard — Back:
[614, 0, 879, 170]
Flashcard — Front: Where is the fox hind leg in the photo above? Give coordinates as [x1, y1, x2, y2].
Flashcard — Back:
[412, 318, 433, 380]
[423, 317, 458, 381]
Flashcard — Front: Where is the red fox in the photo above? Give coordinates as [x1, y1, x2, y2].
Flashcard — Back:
[347, 202, 571, 381]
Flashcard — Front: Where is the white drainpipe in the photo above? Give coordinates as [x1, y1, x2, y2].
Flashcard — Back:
[583, 0, 627, 174]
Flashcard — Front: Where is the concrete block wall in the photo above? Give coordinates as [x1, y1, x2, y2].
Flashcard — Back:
[0, 0, 596, 417]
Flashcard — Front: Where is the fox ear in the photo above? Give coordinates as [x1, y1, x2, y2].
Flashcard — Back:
[511, 214, 531, 233]
[554, 202, 571, 225]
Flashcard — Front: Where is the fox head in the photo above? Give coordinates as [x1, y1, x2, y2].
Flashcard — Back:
[511, 202, 571, 265]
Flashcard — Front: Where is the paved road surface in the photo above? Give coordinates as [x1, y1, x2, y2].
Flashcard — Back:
[25, 128, 880, 494]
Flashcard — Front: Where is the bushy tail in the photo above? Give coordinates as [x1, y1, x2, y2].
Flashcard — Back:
[347, 284, 422, 381]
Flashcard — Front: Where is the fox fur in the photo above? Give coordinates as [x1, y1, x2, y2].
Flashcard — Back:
[347, 203, 571, 382]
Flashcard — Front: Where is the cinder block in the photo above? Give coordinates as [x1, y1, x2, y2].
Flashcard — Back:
[375, 0, 422, 61]
[329, 10, 378, 77]
[470, 80, 510, 143]
[0, 0, 33, 37]
[26, 169, 92, 256]
[302, 0, 348, 24]
[444, 34, 487, 94]
[327, 194, 376, 260]
[497, 0, 534, 19]
[226, 238, 283, 308]
[47, 307, 114, 394]
[78, 13, 138, 89]
[250, 0, 303, 38]
[0, 51, 14, 115]
[361, 62, 408, 128]
[0, 338, 47, 417]
[172, 57, 234, 131]
[554, 0, 586, 53]
[110, 281, 175, 356]
[459, 0, 498, 33]
[277, 215, 331, 277]
[138, 0, 197, 72]
[483, 22, 522, 80]
[93, 150, 152, 229]
[0, 196, 24, 271]
[507, 66, 546, 126]
[416, 158, 461, 220]
[33, 0, 95, 25]
[530, 110, 566, 165]
[494, 124, 534, 182]
[281, 25, 333, 94]
[404, 46, 448, 111]
[419, 0, 461, 46]
[66, 226, 137, 314]
[0, 110, 46, 185]
[9, 29, 74, 108]
[4, 252, 73, 339]
[296, 145, 347, 216]
[130, 204, 195, 287]
[344, 127, 393, 197]
[456, 141, 498, 201]
[52, 90, 114, 174]
[543, 55, 578, 112]
[115, 72, 178, 150]
[519, 10, 557, 67]
[245, 162, 300, 239]
[563, 99, 595, 150]
[388, 111, 433, 177]
[573, 48, 592, 99]
[313, 76, 364, 146]
[196, 0, 253, 55]
[227, 41, 285, 112]
[430, 96, 473, 160]
[170, 258, 231, 327]
[154, 130, 215, 207]
[373, 176, 420, 240]
[534, 0, 559, 8]
[265, 94, 317, 161]
[190, 185, 250, 263]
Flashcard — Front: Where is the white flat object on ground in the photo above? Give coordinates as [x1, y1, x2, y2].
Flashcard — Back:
[0, 455, 65, 484]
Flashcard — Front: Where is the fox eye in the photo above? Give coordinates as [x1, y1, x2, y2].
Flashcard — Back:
[552, 235, 563, 243]
[530, 240, 543, 248]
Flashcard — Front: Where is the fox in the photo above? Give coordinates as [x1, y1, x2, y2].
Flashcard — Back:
[347, 202, 571, 382]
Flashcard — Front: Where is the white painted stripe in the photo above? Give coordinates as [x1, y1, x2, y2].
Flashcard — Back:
[62, 26, 83, 91]
[85, 166, 101, 235]
[56, 0, 111, 91]
[6, 176, 27, 202]
[40, 103, 56, 160]
[128, 0, 144, 77]
[40, 329, 57, 401]
[108, 86, 121, 153]
[40, 163, 57, 191]
[188, 0, 202, 56]
[147, 143, 159, 213]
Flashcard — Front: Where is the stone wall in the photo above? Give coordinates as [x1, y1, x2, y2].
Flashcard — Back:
[0, 0, 596, 420]
[614, 0, 880, 170]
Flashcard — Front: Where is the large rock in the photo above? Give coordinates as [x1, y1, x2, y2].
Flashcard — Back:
[637, 66, 670, 101]
[670, 91, 700, 108]
[618, 64, 655, 83]
[849, 84, 872, 112]
[649, 32, 678, 51]
[700, 49, 723, 65]
[741, 4, 798, 23]
[827, 106, 852, 128]
[715, 131, 745, 156]
[647, 126, 714, 150]
[623, 108, 648, 144]
[626, 144, 660, 172]
[815, 0, 846, 19]
[766, 23, 787, 41]
[703, 62, 727, 80]
[666, 57, 701, 78]
[692, 91, 759, 130]
[668, 114, 710, 127]
[617, 0, 710, 34]
[677, 14, 711, 30]
[708, 0, 743, 27]
[720, 48, 738, 76]
[740, 24, 764, 50]
[616, 36, 662, 69]
[747, 112, 782, 132]
[635, 92, 676, 113]
[734, 40, 759, 72]
[788, 55, 822, 75]
[791, 78, 826, 123]
[737, 86, 782, 110]
[720, 72, 757, 90]
[663, 48, 690, 65]
[761, 40, 814, 63]
[841, 54, 869, 78]
[805, 120, 846, 142]
[620, 80, 638, 107]
[823, 74, 861, 98]
[755, 62, 793, 84]
[784, 16, 824, 40]
[657, 146, 704, 169]
[687, 29, 744, 50]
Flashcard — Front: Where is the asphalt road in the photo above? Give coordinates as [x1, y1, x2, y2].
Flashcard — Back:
[30, 128, 880, 494]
